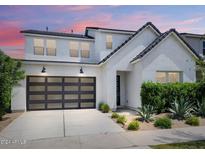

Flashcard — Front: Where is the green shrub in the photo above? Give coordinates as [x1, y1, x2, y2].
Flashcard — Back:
[141, 82, 199, 114]
[101, 104, 110, 113]
[128, 120, 139, 130]
[116, 115, 127, 125]
[0, 51, 25, 112]
[169, 97, 194, 120]
[196, 97, 205, 117]
[98, 102, 105, 111]
[137, 104, 155, 122]
[111, 112, 119, 119]
[154, 117, 172, 129]
[185, 116, 200, 126]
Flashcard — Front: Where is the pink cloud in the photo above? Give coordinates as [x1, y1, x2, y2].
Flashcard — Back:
[51, 5, 96, 12]
[0, 20, 24, 58]
[0, 20, 23, 46]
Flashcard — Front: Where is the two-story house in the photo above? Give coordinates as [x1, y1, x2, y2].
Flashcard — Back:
[11, 22, 200, 111]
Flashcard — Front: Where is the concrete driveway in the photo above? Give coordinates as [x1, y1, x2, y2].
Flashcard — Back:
[0, 109, 124, 141]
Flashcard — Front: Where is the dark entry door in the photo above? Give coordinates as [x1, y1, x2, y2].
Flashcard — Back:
[116, 75, 120, 106]
[27, 76, 96, 110]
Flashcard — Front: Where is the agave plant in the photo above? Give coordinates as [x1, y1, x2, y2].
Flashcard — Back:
[136, 104, 155, 123]
[196, 97, 205, 118]
[169, 97, 194, 120]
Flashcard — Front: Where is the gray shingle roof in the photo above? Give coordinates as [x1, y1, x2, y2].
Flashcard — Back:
[20, 30, 94, 39]
[130, 29, 201, 63]
[98, 22, 161, 64]
[180, 32, 205, 38]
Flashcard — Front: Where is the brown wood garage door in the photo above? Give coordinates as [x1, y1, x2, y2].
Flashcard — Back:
[27, 76, 96, 110]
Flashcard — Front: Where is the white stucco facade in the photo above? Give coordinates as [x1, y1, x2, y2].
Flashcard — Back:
[11, 23, 198, 111]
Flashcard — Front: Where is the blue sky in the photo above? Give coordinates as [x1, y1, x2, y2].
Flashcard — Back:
[0, 5, 205, 58]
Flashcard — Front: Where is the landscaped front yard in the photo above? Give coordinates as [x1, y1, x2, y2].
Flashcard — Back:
[109, 111, 205, 131]
[99, 81, 205, 132]
[150, 140, 205, 149]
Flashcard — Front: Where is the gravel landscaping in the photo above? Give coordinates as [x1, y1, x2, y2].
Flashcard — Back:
[107, 109, 205, 131]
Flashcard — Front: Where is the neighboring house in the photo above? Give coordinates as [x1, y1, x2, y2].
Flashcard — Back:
[181, 33, 205, 59]
[11, 22, 200, 111]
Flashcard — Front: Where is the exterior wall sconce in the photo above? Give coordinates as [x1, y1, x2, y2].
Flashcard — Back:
[80, 67, 84, 74]
[41, 66, 46, 73]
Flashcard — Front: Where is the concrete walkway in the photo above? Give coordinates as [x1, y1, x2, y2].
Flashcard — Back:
[1, 125, 205, 148]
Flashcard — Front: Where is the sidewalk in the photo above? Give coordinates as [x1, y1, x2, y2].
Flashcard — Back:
[1, 126, 205, 149]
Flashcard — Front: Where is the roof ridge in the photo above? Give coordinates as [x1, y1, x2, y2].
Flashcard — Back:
[130, 28, 201, 63]
[98, 22, 161, 64]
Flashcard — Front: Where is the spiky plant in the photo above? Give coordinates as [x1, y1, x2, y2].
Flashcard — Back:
[196, 97, 205, 118]
[169, 97, 194, 120]
[136, 105, 155, 123]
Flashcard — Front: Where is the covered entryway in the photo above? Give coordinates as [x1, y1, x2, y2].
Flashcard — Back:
[27, 76, 96, 110]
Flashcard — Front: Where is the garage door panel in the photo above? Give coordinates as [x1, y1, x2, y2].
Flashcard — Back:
[29, 104, 46, 110]
[64, 86, 78, 91]
[29, 95, 45, 100]
[80, 102, 95, 108]
[47, 86, 62, 91]
[29, 86, 45, 92]
[29, 77, 45, 82]
[47, 77, 62, 83]
[64, 103, 79, 108]
[47, 103, 62, 109]
[27, 76, 96, 110]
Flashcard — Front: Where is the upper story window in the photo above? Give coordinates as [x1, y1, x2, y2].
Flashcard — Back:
[203, 41, 205, 56]
[34, 38, 44, 55]
[156, 71, 182, 83]
[46, 39, 56, 56]
[81, 42, 90, 58]
[106, 35, 112, 49]
[69, 41, 79, 57]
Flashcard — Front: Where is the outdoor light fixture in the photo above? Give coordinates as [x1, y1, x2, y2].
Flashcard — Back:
[41, 66, 46, 73]
[80, 66, 84, 74]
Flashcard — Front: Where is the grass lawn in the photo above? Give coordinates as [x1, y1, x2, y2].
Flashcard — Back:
[150, 140, 205, 149]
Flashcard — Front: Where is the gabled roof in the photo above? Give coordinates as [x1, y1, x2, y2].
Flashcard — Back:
[98, 22, 161, 64]
[130, 29, 201, 63]
[20, 30, 94, 39]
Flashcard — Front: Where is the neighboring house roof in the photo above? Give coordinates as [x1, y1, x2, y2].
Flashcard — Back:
[130, 29, 201, 63]
[180, 32, 205, 38]
[20, 30, 94, 39]
[98, 22, 161, 64]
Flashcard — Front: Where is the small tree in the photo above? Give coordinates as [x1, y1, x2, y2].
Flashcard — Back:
[0, 50, 25, 116]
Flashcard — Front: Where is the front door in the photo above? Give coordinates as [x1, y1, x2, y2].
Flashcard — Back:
[116, 75, 120, 106]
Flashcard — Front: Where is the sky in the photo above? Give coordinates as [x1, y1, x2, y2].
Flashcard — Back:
[1, 5, 205, 58]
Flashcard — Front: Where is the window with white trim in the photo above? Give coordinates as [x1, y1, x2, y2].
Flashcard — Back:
[46, 39, 56, 56]
[106, 35, 112, 49]
[34, 38, 44, 55]
[156, 71, 182, 83]
[203, 41, 205, 56]
[69, 41, 79, 57]
[81, 42, 90, 58]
